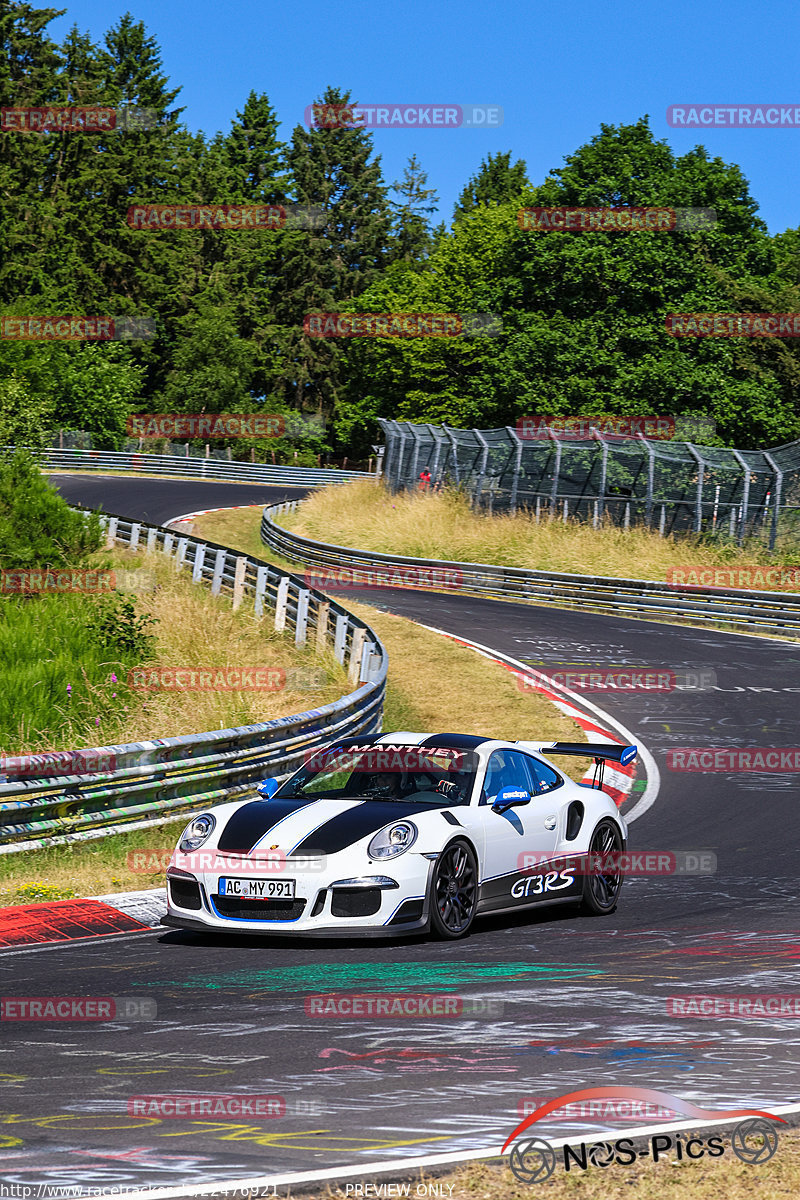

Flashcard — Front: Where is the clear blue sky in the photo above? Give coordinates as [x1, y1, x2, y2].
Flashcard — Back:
[51, 0, 800, 234]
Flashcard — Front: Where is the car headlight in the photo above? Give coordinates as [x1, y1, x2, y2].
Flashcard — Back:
[368, 821, 418, 860]
[179, 813, 216, 852]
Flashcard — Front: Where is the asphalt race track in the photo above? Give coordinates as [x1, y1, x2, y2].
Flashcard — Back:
[2, 475, 799, 1190]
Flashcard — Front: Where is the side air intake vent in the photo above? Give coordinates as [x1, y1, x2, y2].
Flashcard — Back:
[565, 801, 584, 841]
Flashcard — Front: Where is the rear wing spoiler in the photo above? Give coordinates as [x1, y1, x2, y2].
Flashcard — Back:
[542, 741, 637, 790]
[544, 742, 637, 767]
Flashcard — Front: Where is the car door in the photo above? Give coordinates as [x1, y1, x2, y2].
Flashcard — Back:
[478, 749, 563, 910]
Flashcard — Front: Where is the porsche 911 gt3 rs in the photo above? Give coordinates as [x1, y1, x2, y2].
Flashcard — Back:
[162, 732, 634, 940]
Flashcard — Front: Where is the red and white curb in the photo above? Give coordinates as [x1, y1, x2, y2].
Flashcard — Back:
[0, 889, 165, 950]
[164, 504, 263, 532]
[417, 624, 659, 823]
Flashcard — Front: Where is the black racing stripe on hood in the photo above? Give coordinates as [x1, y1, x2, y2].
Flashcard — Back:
[291, 800, 447, 856]
[217, 799, 319, 853]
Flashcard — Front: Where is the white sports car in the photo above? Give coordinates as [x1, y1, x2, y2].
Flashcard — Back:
[162, 732, 634, 940]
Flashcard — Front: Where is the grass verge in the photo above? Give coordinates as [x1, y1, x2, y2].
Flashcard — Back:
[281, 478, 800, 583]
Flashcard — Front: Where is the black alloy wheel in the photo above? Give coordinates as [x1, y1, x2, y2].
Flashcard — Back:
[580, 818, 625, 915]
[430, 839, 478, 939]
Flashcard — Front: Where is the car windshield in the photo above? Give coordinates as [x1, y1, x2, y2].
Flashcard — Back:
[275, 744, 478, 805]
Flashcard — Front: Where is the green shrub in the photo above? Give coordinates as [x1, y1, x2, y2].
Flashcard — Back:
[0, 449, 102, 570]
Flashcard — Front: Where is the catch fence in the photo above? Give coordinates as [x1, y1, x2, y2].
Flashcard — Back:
[379, 420, 800, 549]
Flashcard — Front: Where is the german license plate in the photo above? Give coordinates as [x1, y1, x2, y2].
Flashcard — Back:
[218, 877, 295, 899]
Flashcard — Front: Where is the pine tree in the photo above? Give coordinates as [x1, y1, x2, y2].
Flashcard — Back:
[272, 86, 393, 421]
[390, 153, 439, 263]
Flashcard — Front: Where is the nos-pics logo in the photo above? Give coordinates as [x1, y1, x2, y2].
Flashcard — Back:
[504, 1088, 784, 1184]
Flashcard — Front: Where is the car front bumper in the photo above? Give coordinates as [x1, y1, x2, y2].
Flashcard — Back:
[163, 853, 435, 937]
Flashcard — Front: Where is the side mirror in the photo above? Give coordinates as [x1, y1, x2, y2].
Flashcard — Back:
[491, 786, 532, 814]
[257, 778, 279, 798]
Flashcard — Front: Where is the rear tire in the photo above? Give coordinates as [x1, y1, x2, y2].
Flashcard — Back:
[580, 818, 624, 915]
[429, 839, 478, 939]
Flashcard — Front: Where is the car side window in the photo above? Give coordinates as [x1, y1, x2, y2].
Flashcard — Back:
[523, 754, 563, 795]
[480, 750, 535, 805]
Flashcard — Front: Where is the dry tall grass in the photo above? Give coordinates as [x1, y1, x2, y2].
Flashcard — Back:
[283, 479, 796, 582]
[26, 547, 349, 751]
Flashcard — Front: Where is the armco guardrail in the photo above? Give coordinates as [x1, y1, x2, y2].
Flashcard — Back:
[261, 500, 800, 639]
[39, 447, 372, 486]
[0, 511, 386, 852]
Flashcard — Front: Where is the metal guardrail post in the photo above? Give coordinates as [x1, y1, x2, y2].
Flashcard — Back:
[295, 589, 310, 645]
[254, 565, 269, 616]
[211, 548, 226, 596]
[274, 577, 290, 631]
[232, 557, 247, 610]
[105, 518, 118, 548]
[192, 544, 207, 583]
[334, 614, 349, 663]
[316, 600, 330, 650]
[348, 627, 367, 684]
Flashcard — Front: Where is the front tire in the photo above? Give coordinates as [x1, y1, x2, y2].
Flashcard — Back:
[580, 818, 624, 915]
[429, 839, 478, 939]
